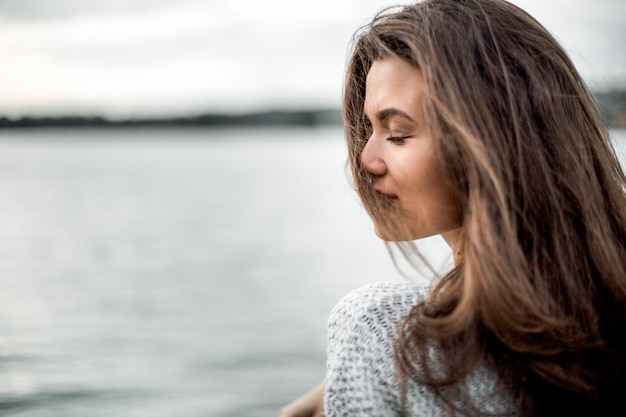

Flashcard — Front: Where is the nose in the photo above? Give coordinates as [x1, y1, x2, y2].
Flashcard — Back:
[360, 135, 387, 177]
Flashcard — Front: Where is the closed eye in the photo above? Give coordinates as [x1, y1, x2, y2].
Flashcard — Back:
[386, 135, 409, 143]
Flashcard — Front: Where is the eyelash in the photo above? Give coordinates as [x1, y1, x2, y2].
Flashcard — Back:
[386, 135, 409, 143]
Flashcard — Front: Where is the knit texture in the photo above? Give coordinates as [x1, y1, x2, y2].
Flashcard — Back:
[324, 281, 521, 416]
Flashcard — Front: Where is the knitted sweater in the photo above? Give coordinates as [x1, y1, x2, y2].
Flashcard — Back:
[324, 281, 521, 416]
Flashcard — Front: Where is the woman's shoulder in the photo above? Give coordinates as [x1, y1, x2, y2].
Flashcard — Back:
[328, 280, 429, 331]
[324, 280, 522, 416]
[324, 280, 430, 416]
[326, 280, 428, 362]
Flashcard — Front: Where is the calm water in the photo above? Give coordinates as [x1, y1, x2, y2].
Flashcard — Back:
[0, 127, 624, 416]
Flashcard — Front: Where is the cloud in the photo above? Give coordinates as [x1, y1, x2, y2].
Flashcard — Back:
[0, 0, 623, 117]
[0, 0, 189, 20]
[0, 0, 383, 117]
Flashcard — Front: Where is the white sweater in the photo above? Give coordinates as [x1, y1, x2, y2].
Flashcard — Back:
[324, 281, 522, 416]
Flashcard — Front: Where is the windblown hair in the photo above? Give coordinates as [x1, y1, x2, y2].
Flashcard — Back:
[343, 0, 626, 415]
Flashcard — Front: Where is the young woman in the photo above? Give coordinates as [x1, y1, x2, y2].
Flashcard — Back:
[281, 0, 626, 415]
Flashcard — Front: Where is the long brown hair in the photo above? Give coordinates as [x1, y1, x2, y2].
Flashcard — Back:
[343, 0, 626, 415]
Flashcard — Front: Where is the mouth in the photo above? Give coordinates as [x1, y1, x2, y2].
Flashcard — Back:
[375, 189, 398, 200]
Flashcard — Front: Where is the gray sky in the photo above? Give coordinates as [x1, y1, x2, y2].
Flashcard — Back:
[0, 0, 624, 118]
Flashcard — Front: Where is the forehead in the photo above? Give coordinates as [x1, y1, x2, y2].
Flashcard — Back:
[364, 56, 424, 116]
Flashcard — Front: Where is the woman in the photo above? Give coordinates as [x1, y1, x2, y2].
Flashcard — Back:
[281, 0, 626, 415]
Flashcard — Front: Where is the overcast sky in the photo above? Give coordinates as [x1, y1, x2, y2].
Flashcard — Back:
[0, 0, 624, 118]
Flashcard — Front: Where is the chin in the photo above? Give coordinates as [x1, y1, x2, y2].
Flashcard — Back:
[373, 221, 447, 242]
[373, 224, 415, 242]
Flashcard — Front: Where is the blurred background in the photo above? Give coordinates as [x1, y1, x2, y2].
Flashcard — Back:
[0, 1, 624, 416]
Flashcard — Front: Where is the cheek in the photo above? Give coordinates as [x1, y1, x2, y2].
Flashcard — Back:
[401, 158, 458, 221]
[400, 153, 442, 197]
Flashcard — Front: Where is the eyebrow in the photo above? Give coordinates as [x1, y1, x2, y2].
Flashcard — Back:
[373, 108, 415, 123]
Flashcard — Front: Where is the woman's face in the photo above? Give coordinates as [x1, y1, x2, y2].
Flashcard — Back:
[361, 56, 462, 242]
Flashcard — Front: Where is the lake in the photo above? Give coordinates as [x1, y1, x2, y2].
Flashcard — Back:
[0, 126, 624, 416]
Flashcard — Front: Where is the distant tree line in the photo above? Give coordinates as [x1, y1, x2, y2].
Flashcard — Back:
[0, 91, 624, 129]
[0, 109, 342, 129]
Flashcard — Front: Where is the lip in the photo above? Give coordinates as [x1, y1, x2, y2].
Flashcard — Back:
[375, 189, 399, 200]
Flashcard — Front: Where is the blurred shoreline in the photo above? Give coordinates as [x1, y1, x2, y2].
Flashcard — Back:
[0, 109, 342, 129]
[1, 89, 624, 130]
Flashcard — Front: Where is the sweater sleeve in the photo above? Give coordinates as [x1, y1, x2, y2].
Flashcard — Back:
[323, 281, 429, 416]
